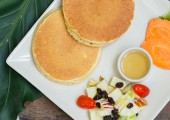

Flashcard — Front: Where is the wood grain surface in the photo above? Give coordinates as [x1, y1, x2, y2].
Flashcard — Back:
[19, 96, 170, 120]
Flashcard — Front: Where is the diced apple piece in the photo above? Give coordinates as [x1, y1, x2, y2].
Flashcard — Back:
[125, 90, 140, 99]
[108, 85, 115, 94]
[86, 87, 97, 98]
[131, 90, 140, 99]
[119, 107, 134, 117]
[89, 109, 103, 120]
[88, 80, 98, 87]
[108, 88, 123, 102]
[96, 80, 108, 92]
[124, 91, 138, 101]
[115, 97, 129, 111]
[119, 102, 141, 116]
[115, 91, 138, 111]
[127, 114, 137, 120]
[139, 106, 147, 110]
[118, 116, 128, 120]
[131, 103, 141, 114]
[110, 77, 128, 90]
[122, 84, 132, 94]
[96, 109, 112, 116]
[119, 115, 137, 120]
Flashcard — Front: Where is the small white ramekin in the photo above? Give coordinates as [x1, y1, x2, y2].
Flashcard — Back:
[117, 47, 153, 82]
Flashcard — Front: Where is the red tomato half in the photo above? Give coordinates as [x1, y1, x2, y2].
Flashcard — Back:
[77, 95, 96, 109]
[133, 84, 150, 98]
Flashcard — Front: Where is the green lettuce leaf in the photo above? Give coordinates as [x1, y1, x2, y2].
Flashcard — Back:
[0, 0, 53, 119]
[160, 12, 170, 20]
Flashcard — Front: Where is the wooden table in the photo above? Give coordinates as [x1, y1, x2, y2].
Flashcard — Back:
[19, 96, 170, 120]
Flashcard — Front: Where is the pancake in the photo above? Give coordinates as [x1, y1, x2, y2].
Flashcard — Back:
[32, 9, 101, 85]
[63, 0, 134, 47]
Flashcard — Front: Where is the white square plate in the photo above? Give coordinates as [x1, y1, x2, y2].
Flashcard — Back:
[7, 0, 170, 120]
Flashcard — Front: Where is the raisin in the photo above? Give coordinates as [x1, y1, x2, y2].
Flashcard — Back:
[111, 118, 117, 120]
[108, 97, 115, 104]
[136, 113, 138, 116]
[103, 90, 108, 99]
[115, 82, 124, 88]
[111, 108, 119, 115]
[93, 94, 102, 101]
[103, 115, 112, 120]
[96, 102, 101, 108]
[98, 94, 103, 99]
[97, 88, 103, 95]
[93, 95, 98, 100]
[113, 114, 120, 119]
[127, 103, 134, 109]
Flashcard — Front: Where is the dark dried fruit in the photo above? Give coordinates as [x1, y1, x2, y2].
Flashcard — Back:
[111, 108, 119, 115]
[113, 114, 120, 119]
[93, 95, 98, 100]
[108, 97, 115, 104]
[103, 115, 112, 120]
[93, 94, 103, 101]
[96, 102, 101, 108]
[115, 82, 124, 88]
[111, 118, 117, 120]
[98, 94, 103, 99]
[127, 103, 134, 109]
[97, 88, 103, 95]
[103, 90, 108, 99]
[111, 109, 119, 120]
[136, 113, 138, 116]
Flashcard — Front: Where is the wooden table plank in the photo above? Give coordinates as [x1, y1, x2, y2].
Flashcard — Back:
[19, 96, 170, 120]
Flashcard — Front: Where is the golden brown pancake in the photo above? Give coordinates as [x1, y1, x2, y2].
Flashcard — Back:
[32, 9, 101, 85]
[63, 0, 134, 47]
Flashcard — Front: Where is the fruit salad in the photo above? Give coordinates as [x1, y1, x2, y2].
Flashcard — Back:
[77, 76, 149, 120]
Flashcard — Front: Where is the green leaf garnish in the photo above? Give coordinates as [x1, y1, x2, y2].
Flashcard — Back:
[0, 0, 53, 120]
[160, 12, 170, 21]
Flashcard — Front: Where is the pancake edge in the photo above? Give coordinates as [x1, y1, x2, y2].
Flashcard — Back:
[62, 0, 135, 47]
[32, 9, 102, 85]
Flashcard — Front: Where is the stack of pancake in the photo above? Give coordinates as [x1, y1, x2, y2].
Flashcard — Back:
[63, 0, 134, 47]
[32, 0, 134, 85]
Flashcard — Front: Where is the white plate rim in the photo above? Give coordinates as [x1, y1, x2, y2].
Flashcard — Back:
[6, 0, 170, 120]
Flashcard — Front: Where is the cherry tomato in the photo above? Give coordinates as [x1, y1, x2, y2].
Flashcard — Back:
[77, 95, 96, 109]
[133, 84, 150, 98]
